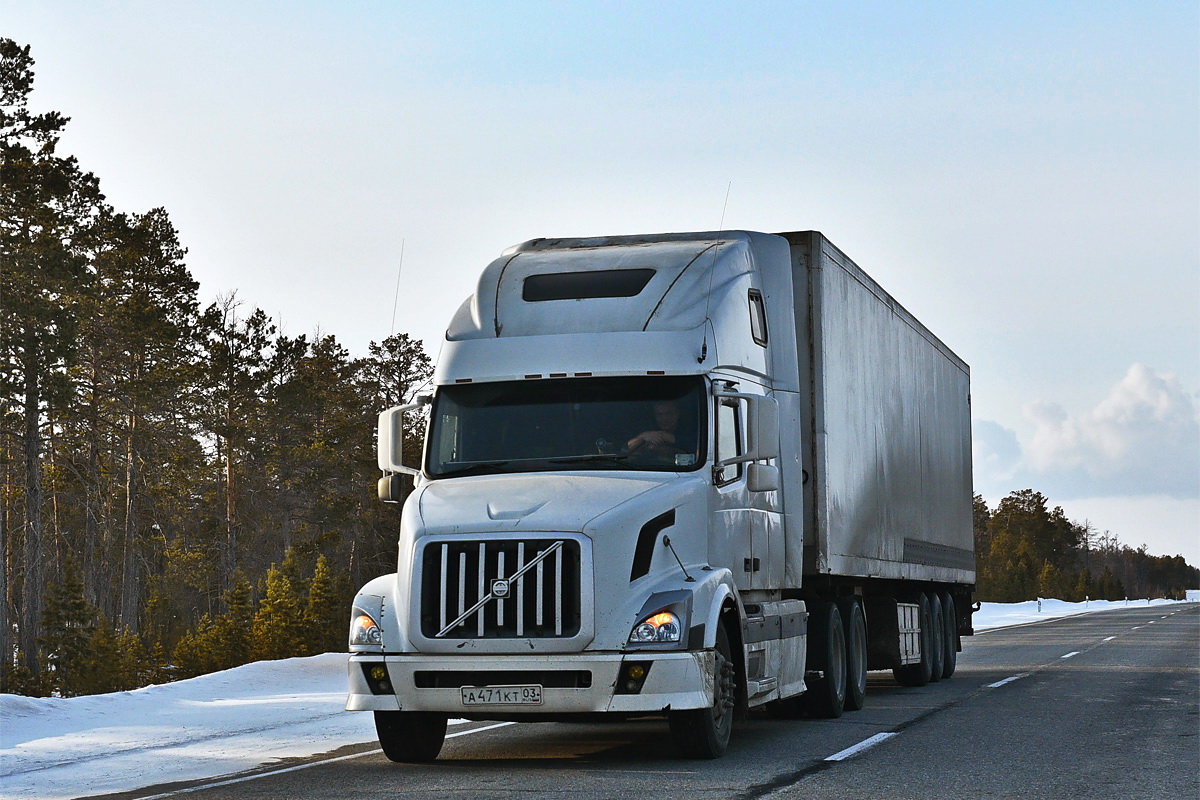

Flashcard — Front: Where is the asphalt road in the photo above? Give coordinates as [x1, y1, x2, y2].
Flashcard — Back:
[104, 604, 1198, 800]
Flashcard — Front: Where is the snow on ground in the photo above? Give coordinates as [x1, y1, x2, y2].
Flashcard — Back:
[0, 654, 377, 800]
[1, 599, 1191, 800]
[972, 597, 1185, 631]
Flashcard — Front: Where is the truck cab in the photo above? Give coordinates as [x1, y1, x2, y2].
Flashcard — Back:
[347, 230, 974, 761]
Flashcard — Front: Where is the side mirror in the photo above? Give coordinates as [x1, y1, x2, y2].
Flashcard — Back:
[745, 395, 779, 461]
[378, 473, 415, 504]
[377, 395, 431, 475]
[747, 463, 779, 493]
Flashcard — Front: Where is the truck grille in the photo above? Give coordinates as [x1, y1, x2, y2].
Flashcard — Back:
[420, 539, 581, 639]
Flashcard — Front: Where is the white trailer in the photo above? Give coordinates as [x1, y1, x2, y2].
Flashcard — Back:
[348, 230, 975, 760]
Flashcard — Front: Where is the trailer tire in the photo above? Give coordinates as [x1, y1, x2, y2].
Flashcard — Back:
[892, 593, 933, 687]
[939, 591, 957, 679]
[926, 592, 944, 682]
[374, 711, 448, 763]
[838, 598, 868, 711]
[802, 601, 847, 718]
[669, 623, 735, 758]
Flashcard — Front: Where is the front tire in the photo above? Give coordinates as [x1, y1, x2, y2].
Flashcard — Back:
[669, 623, 736, 759]
[374, 711, 448, 763]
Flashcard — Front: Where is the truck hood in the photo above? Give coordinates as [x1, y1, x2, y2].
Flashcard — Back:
[414, 472, 695, 534]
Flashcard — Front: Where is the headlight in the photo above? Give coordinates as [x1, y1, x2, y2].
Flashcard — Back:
[350, 612, 382, 646]
[629, 611, 681, 643]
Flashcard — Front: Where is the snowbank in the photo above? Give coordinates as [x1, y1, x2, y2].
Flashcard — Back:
[0, 653, 372, 800]
[1, 599, 1192, 800]
[972, 597, 1187, 631]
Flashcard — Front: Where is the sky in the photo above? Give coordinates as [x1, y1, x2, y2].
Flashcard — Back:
[6, 1, 1198, 562]
[4, 600, 1190, 799]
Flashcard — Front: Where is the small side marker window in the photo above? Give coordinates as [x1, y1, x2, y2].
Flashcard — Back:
[748, 289, 768, 346]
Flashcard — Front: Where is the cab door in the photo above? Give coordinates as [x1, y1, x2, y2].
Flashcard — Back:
[710, 387, 783, 591]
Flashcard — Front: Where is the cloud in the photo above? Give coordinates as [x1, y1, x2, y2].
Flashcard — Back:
[972, 419, 1022, 490]
[1021, 364, 1199, 498]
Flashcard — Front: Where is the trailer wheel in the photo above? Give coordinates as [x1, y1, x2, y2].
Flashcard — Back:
[939, 591, 957, 679]
[838, 598, 868, 711]
[893, 593, 933, 687]
[802, 601, 847, 718]
[669, 623, 735, 758]
[374, 711, 448, 762]
[926, 592, 944, 682]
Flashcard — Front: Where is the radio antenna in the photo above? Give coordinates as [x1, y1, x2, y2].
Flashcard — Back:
[389, 237, 406, 336]
[698, 182, 732, 363]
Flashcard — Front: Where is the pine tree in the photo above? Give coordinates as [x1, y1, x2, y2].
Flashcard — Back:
[1074, 568, 1095, 602]
[172, 614, 218, 679]
[1, 38, 105, 679]
[250, 563, 307, 661]
[39, 555, 97, 696]
[1037, 562, 1064, 600]
[145, 640, 171, 685]
[212, 570, 253, 668]
[76, 620, 123, 695]
[116, 628, 148, 689]
[306, 555, 345, 654]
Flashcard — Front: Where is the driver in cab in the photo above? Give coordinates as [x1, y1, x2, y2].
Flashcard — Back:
[627, 400, 682, 456]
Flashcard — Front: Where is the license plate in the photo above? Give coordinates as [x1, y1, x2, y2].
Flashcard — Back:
[460, 685, 543, 706]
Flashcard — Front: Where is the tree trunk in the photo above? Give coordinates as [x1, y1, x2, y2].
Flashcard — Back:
[84, 362, 101, 608]
[20, 346, 44, 678]
[0, 446, 9, 675]
[223, 388, 240, 595]
[120, 411, 139, 631]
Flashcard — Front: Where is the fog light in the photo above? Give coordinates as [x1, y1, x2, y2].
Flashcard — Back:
[616, 661, 653, 695]
[360, 662, 392, 695]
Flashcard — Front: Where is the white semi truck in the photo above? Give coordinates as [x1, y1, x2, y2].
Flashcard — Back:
[347, 230, 975, 760]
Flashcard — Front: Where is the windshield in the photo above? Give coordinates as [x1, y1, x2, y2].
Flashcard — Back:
[426, 376, 706, 477]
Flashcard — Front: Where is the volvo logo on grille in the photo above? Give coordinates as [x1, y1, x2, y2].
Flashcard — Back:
[491, 579, 510, 598]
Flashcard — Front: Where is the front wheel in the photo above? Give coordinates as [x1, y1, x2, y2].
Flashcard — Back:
[374, 711, 448, 763]
[669, 623, 736, 758]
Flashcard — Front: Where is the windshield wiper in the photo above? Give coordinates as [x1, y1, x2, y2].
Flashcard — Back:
[548, 454, 631, 465]
[436, 460, 512, 477]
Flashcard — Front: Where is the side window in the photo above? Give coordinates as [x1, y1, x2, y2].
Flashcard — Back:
[716, 400, 743, 484]
[748, 289, 768, 347]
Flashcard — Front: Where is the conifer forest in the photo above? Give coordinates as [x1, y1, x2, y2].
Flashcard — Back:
[2, 40, 1196, 697]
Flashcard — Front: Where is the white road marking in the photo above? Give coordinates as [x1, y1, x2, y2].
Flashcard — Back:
[1061, 651, 1080, 659]
[824, 732, 898, 762]
[987, 673, 1029, 688]
[447, 721, 516, 739]
[132, 721, 517, 799]
[1102, 636, 1116, 642]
